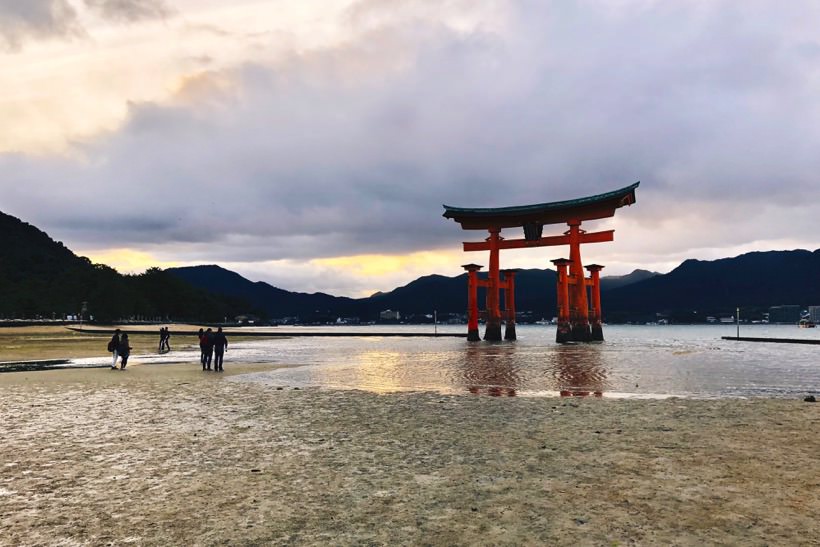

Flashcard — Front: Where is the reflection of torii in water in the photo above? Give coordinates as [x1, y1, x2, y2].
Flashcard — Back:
[443, 182, 639, 343]
[458, 343, 608, 397]
[551, 344, 607, 397]
[460, 343, 519, 397]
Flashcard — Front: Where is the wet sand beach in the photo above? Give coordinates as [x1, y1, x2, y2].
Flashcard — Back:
[1, 359, 818, 546]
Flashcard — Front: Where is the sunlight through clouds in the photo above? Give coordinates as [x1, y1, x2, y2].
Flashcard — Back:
[79, 247, 181, 273]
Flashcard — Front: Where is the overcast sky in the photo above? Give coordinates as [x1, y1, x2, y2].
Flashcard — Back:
[1, 0, 819, 297]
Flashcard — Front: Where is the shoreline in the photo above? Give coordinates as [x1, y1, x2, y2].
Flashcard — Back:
[1, 363, 818, 545]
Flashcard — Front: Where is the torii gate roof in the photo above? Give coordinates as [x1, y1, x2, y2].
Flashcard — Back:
[442, 181, 639, 230]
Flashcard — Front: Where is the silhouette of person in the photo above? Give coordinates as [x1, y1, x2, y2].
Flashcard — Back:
[162, 327, 171, 352]
[213, 327, 228, 372]
[118, 333, 132, 370]
[198, 328, 207, 369]
[158, 327, 165, 353]
[109, 329, 121, 370]
[203, 328, 215, 370]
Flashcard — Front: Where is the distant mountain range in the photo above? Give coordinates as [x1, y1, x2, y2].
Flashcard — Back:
[3, 209, 818, 323]
[166, 265, 659, 321]
[168, 250, 820, 323]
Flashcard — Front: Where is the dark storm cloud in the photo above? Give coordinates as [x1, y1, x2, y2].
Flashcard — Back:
[0, 0, 171, 49]
[3, 0, 820, 268]
[84, 0, 172, 22]
[0, 0, 81, 50]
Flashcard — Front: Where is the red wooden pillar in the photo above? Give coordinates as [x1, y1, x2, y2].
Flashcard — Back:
[502, 269, 518, 340]
[484, 227, 502, 341]
[586, 264, 604, 341]
[462, 264, 482, 341]
[551, 258, 572, 343]
[567, 220, 591, 341]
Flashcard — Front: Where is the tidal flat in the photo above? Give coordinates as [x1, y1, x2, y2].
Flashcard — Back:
[1, 355, 818, 546]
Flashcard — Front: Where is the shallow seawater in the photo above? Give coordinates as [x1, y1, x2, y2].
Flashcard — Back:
[13, 324, 820, 398]
[223, 324, 819, 398]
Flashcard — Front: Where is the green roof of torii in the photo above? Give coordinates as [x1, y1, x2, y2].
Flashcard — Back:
[442, 181, 639, 229]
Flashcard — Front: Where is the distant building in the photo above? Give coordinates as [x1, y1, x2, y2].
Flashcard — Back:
[335, 317, 360, 325]
[809, 306, 820, 323]
[379, 309, 401, 321]
[768, 305, 801, 324]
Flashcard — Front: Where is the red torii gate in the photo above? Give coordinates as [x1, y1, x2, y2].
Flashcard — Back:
[443, 182, 639, 343]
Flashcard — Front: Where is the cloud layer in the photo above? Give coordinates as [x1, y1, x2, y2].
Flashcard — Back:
[2, 0, 819, 295]
[0, 0, 172, 49]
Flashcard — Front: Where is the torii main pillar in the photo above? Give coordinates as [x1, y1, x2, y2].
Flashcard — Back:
[484, 228, 503, 341]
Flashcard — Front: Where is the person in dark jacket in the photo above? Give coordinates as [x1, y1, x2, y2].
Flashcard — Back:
[198, 328, 207, 369]
[203, 328, 215, 370]
[213, 327, 228, 372]
[118, 333, 132, 370]
[109, 329, 121, 370]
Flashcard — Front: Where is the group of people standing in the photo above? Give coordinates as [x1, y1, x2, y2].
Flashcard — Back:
[108, 329, 131, 370]
[198, 327, 228, 371]
[106, 327, 228, 371]
[158, 327, 171, 353]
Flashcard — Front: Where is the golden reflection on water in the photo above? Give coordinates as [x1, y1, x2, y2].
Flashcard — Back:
[307, 337, 609, 397]
[351, 349, 406, 394]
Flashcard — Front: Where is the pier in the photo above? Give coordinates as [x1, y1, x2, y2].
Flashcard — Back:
[722, 336, 820, 345]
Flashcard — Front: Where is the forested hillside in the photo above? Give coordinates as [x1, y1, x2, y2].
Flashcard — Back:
[0, 212, 257, 322]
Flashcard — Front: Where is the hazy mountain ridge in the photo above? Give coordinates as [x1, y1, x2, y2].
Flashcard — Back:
[171, 251, 819, 322]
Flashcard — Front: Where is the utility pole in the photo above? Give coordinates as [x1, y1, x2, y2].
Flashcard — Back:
[736, 307, 740, 339]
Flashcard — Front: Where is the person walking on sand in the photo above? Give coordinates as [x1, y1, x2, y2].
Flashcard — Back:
[162, 327, 171, 352]
[118, 333, 132, 370]
[213, 327, 228, 372]
[158, 327, 165, 353]
[203, 327, 215, 370]
[108, 329, 121, 370]
[198, 328, 207, 369]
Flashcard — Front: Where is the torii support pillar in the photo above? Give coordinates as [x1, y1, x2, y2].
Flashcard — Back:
[586, 264, 604, 341]
[502, 269, 518, 341]
[462, 264, 482, 341]
[551, 259, 572, 343]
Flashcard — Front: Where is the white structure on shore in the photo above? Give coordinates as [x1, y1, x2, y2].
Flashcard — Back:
[379, 309, 401, 321]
